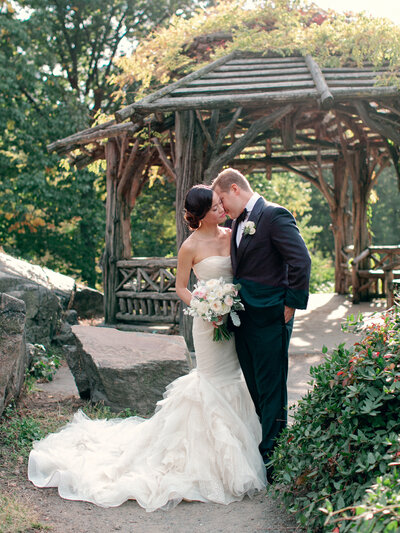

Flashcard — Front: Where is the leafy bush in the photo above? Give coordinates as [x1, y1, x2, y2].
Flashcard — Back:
[323, 466, 400, 532]
[26, 344, 61, 382]
[270, 305, 400, 532]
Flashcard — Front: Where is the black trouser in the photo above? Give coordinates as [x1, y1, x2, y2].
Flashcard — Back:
[234, 302, 293, 463]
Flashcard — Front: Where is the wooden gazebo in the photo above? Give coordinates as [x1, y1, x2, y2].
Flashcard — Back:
[49, 51, 400, 326]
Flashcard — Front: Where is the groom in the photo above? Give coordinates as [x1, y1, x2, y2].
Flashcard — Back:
[212, 168, 311, 481]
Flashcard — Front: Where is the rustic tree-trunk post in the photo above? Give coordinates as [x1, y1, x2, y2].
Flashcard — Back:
[330, 159, 351, 294]
[175, 110, 205, 351]
[350, 149, 371, 302]
[104, 140, 132, 324]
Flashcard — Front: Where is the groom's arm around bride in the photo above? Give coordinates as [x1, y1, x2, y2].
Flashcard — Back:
[212, 168, 311, 480]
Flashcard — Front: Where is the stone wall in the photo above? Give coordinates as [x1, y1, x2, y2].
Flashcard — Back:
[0, 293, 29, 417]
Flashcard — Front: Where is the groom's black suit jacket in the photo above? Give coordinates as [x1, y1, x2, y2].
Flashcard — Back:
[231, 197, 311, 310]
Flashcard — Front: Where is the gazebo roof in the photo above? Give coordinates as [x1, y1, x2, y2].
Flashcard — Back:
[48, 51, 400, 182]
[114, 51, 400, 121]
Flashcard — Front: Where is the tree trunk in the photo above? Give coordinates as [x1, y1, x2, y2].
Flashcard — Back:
[103, 140, 132, 324]
[350, 149, 371, 302]
[330, 159, 351, 294]
[174, 110, 205, 351]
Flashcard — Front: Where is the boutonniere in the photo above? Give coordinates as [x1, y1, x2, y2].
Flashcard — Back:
[243, 221, 256, 236]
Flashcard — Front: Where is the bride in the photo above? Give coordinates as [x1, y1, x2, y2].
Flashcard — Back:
[28, 185, 266, 512]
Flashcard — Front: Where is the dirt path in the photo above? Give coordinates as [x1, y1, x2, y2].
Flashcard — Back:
[4, 295, 383, 532]
[21, 480, 300, 533]
[3, 388, 301, 533]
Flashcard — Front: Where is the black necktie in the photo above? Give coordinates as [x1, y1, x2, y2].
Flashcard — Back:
[237, 208, 247, 224]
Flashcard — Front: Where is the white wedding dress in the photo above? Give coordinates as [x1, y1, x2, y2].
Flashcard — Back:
[28, 256, 266, 512]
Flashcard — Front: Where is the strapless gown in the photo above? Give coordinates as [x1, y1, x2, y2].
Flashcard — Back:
[28, 256, 266, 511]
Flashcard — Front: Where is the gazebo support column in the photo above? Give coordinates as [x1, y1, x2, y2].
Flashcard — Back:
[175, 110, 205, 351]
[331, 159, 351, 294]
[104, 140, 132, 324]
[350, 149, 372, 302]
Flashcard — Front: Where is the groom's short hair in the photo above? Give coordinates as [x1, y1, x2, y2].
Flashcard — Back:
[211, 168, 252, 192]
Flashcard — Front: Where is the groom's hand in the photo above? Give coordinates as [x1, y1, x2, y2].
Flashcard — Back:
[284, 306, 295, 323]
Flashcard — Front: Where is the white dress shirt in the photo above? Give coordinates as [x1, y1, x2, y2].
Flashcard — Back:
[236, 193, 260, 247]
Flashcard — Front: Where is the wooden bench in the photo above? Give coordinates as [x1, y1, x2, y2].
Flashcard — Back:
[351, 245, 400, 306]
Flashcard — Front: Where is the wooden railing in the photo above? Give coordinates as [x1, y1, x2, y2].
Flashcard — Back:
[115, 257, 181, 325]
[351, 245, 400, 306]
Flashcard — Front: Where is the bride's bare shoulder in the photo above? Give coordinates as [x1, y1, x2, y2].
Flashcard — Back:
[178, 233, 197, 257]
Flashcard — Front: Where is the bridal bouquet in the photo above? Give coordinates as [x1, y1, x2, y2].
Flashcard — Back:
[184, 277, 244, 341]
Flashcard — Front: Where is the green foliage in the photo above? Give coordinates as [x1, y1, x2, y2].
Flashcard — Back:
[371, 167, 400, 246]
[0, 0, 211, 286]
[26, 344, 62, 384]
[0, 404, 44, 458]
[115, 0, 400, 101]
[270, 305, 400, 531]
[323, 468, 400, 532]
[131, 177, 177, 257]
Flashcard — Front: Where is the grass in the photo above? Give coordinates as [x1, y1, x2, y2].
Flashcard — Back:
[0, 492, 48, 533]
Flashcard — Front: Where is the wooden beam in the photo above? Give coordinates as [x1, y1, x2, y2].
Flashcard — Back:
[117, 139, 140, 201]
[117, 257, 177, 268]
[355, 100, 400, 145]
[305, 54, 334, 110]
[195, 110, 215, 148]
[202, 67, 310, 78]
[210, 107, 242, 161]
[152, 137, 177, 181]
[115, 51, 238, 123]
[330, 86, 400, 100]
[132, 89, 319, 113]
[204, 104, 294, 181]
[172, 77, 314, 94]
[47, 119, 115, 152]
[48, 121, 141, 153]
[172, 79, 315, 94]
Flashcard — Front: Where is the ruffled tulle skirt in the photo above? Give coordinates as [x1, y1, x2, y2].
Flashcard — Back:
[28, 369, 266, 511]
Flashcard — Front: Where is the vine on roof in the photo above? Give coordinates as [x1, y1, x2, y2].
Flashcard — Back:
[110, 0, 400, 104]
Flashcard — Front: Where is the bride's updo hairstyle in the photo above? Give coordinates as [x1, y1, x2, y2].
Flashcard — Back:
[184, 185, 213, 230]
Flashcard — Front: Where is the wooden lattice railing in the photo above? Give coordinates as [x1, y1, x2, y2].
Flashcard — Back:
[115, 257, 180, 324]
[351, 245, 400, 306]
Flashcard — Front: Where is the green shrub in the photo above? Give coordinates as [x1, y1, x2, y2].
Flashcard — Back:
[270, 305, 400, 532]
[323, 466, 400, 532]
[26, 344, 61, 383]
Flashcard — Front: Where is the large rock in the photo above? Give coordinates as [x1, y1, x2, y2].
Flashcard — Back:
[72, 285, 103, 319]
[0, 251, 75, 307]
[0, 252, 74, 344]
[67, 326, 189, 414]
[0, 271, 61, 345]
[0, 293, 29, 416]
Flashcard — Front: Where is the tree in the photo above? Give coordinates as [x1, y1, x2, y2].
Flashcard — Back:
[0, 0, 213, 285]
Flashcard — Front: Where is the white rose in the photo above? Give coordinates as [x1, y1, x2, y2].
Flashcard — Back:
[223, 283, 234, 293]
[224, 295, 233, 307]
[206, 278, 219, 289]
[196, 301, 209, 316]
[210, 300, 223, 314]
